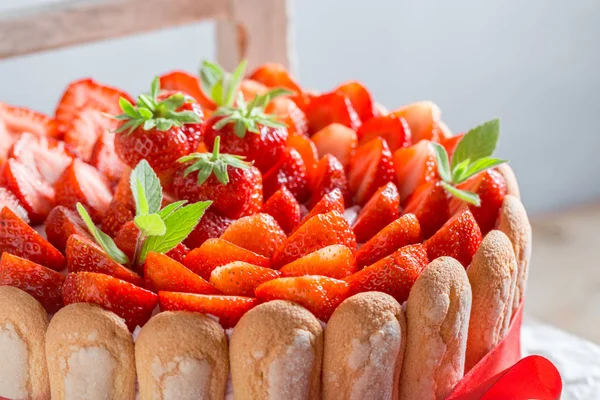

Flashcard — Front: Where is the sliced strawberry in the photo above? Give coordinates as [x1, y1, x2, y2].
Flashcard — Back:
[352, 182, 400, 243]
[348, 137, 395, 206]
[262, 187, 301, 235]
[209, 261, 280, 296]
[0, 187, 28, 223]
[263, 147, 310, 202]
[63, 272, 157, 331]
[1, 158, 55, 224]
[184, 238, 271, 280]
[390, 101, 441, 144]
[265, 96, 308, 136]
[392, 139, 439, 199]
[280, 245, 357, 279]
[311, 123, 358, 167]
[89, 132, 127, 187]
[144, 252, 219, 294]
[101, 199, 134, 239]
[9, 132, 74, 184]
[354, 213, 423, 268]
[220, 213, 286, 258]
[0, 252, 65, 314]
[287, 132, 319, 186]
[272, 211, 356, 269]
[240, 79, 269, 100]
[441, 133, 465, 159]
[299, 188, 345, 229]
[162, 242, 190, 265]
[249, 63, 308, 109]
[54, 159, 113, 222]
[113, 168, 135, 209]
[0, 102, 59, 138]
[357, 114, 411, 152]
[345, 244, 428, 303]
[183, 210, 234, 249]
[158, 292, 258, 328]
[305, 91, 361, 134]
[159, 70, 214, 109]
[335, 81, 375, 123]
[66, 234, 143, 286]
[64, 106, 116, 161]
[255, 276, 349, 321]
[0, 207, 65, 270]
[309, 154, 351, 208]
[45, 205, 91, 252]
[425, 208, 482, 267]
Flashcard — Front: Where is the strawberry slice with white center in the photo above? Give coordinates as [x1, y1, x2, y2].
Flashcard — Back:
[311, 123, 358, 167]
[64, 106, 116, 161]
[0, 102, 59, 138]
[390, 101, 441, 144]
[347, 137, 395, 206]
[0, 187, 29, 223]
[392, 139, 439, 199]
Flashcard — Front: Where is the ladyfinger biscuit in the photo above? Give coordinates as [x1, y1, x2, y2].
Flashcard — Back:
[136, 311, 229, 400]
[465, 230, 517, 371]
[230, 300, 323, 400]
[496, 164, 520, 198]
[399, 257, 472, 400]
[0, 286, 50, 400]
[45, 303, 135, 400]
[323, 292, 406, 400]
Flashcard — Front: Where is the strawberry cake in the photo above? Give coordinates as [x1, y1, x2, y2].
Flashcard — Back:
[0, 61, 531, 399]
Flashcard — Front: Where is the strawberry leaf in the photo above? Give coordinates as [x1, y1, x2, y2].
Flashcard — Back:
[451, 118, 500, 170]
[130, 160, 162, 216]
[134, 213, 167, 237]
[441, 182, 481, 206]
[76, 203, 129, 265]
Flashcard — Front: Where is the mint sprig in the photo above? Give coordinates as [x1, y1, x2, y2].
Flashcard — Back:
[433, 118, 508, 206]
[199, 60, 247, 107]
[76, 203, 129, 265]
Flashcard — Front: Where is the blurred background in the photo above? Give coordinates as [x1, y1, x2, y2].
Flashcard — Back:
[1, 0, 599, 341]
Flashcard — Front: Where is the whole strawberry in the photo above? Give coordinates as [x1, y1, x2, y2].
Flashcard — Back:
[174, 136, 263, 219]
[113, 78, 204, 173]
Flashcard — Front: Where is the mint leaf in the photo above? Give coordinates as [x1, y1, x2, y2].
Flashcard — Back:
[451, 119, 500, 170]
[139, 201, 211, 263]
[432, 143, 452, 182]
[130, 160, 162, 216]
[454, 157, 508, 184]
[134, 213, 167, 237]
[76, 203, 129, 264]
[441, 182, 481, 206]
[158, 200, 187, 220]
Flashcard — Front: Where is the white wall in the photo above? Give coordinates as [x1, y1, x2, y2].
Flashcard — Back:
[1, 0, 599, 214]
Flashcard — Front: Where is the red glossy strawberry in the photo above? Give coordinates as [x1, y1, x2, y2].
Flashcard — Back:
[262, 147, 309, 202]
[441, 133, 465, 159]
[0, 207, 65, 270]
[45, 205, 91, 252]
[63, 272, 157, 330]
[299, 188, 345, 229]
[256, 276, 350, 321]
[348, 137, 395, 206]
[101, 199, 134, 238]
[209, 261, 280, 296]
[184, 238, 271, 280]
[1, 158, 55, 224]
[391, 101, 441, 144]
[352, 182, 400, 243]
[280, 245, 357, 279]
[220, 213, 286, 258]
[287, 133, 319, 184]
[309, 154, 351, 208]
[305, 91, 361, 134]
[262, 187, 301, 235]
[0, 252, 65, 314]
[265, 96, 308, 136]
[392, 139, 439, 199]
[345, 244, 429, 303]
[66, 234, 143, 286]
[0, 102, 58, 138]
[425, 208, 482, 267]
[402, 181, 450, 239]
[159, 70, 214, 109]
[335, 81, 375, 123]
[54, 159, 113, 222]
[144, 252, 219, 294]
[184, 210, 234, 249]
[159, 292, 259, 328]
[354, 213, 423, 268]
[89, 132, 128, 187]
[357, 114, 411, 152]
[311, 123, 358, 168]
[0, 187, 29, 223]
[272, 211, 356, 268]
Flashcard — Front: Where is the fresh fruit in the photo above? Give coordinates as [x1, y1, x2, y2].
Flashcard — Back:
[184, 238, 271, 280]
[299, 188, 345, 228]
[392, 139, 438, 199]
[62, 271, 158, 330]
[0, 252, 65, 314]
[101, 199, 134, 238]
[159, 70, 214, 109]
[352, 182, 400, 243]
[440, 133, 465, 159]
[311, 123, 358, 167]
[220, 213, 286, 258]
[64, 106, 116, 161]
[262, 147, 309, 202]
[304, 91, 361, 134]
[272, 211, 356, 268]
[262, 187, 301, 235]
[286, 132, 319, 185]
[345, 244, 429, 303]
[255, 276, 350, 322]
[425, 208, 482, 267]
[209, 261, 280, 296]
[354, 213, 423, 268]
[54, 159, 113, 222]
[45, 205, 91, 252]
[402, 181, 450, 239]
[0, 207, 65, 270]
[390, 101, 441, 144]
[158, 292, 259, 328]
[280, 245, 357, 279]
[309, 154, 351, 208]
[348, 137, 395, 206]
[66, 234, 144, 287]
[184, 210, 233, 249]
[113, 168, 135, 208]
[144, 252, 219, 294]
[0, 187, 29, 223]
[240, 79, 268, 100]
[335, 81, 375, 123]
[265, 96, 308, 136]
[89, 132, 128, 187]
[249, 63, 305, 107]
[0, 102, 58, 138]
[174, 137, 263, 219]
[357, 114, 411, 152]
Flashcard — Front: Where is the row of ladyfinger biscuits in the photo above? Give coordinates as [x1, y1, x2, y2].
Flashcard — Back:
[0, 177, 531, 400]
